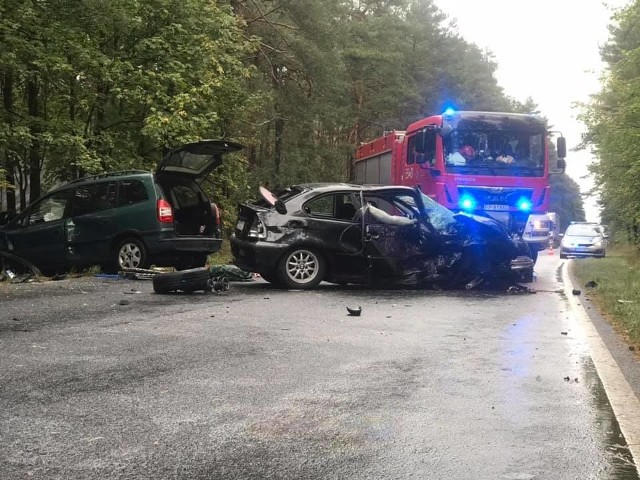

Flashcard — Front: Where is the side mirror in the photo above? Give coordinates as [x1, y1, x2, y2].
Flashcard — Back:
[557, 136, 567, 159]
[557, 158, 566, 173]
[438, 123, 453, 137]
[274, 199, 287, 215]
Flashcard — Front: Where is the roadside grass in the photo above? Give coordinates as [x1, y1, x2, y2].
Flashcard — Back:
[207, 236, 234, 265]
[571, 244, 640, 346]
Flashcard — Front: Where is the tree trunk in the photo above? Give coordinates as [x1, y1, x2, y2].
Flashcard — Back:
[272, 65, 284, 176]
[274, 114, 284, 175]
[27, 78, 41, 201]
[2, 71, 17, 213]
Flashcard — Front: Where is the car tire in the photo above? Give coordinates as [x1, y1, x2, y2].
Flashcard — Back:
[115, 237, 148, 270]
[153, 267, 210, 293]
[529, 248, 538, 264]
[257, 270, 281, 285]
[559, 250, 567, 259]
[277, 247, 325, 289]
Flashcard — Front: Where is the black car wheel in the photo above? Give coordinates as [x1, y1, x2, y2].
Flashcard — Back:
[277, 247, 325, 289]
[257, 270, 281, 285]
[115, 237, 148, 270]
[153, 267, 210, 293]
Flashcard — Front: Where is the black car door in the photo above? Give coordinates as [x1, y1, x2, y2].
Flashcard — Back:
[6, 190, 72, 272]
[361, 190, 432, 282]
[301, 192, 368, 280]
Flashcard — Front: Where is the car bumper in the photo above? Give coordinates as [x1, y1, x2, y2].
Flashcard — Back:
[560, 246, 605, 257]
[231, 235, 287, 273]
[510, 255, 535, 271]
[147, 235, 222, 255]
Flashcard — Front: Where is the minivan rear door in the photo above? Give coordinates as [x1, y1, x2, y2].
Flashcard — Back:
[156, 140, 243, 182]
[66, 181, 118, 265]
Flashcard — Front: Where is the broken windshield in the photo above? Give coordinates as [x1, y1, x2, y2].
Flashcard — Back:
[443, 129, 545, 177]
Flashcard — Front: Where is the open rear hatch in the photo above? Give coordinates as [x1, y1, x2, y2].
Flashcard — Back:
[157, 139, 243, 182]
[156, 139, 243, 236]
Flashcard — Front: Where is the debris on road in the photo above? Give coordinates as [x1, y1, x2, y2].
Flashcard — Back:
[572, 289, 582, 296]
[347, 306, 362, 316]
[0, 252, 41, 283]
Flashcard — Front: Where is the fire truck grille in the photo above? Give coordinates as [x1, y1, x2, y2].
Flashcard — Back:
[457, 187, 533, 207]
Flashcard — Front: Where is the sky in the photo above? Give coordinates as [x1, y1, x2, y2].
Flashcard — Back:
[432, 0, 631, 222]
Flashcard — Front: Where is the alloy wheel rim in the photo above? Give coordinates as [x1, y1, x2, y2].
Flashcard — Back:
[286, 250, 318, 284]
[119, 243, 142, 269]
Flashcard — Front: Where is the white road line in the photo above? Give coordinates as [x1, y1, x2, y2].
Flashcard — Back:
[563, 261, 640, 466]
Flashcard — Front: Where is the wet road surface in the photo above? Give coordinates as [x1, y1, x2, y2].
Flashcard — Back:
[0, 252, 638, 479]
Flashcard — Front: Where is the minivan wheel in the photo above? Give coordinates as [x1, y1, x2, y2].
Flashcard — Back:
[277, 247, 325, 289]
[116, 237, 148, 270]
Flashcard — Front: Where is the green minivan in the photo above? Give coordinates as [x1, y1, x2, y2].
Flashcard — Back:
[0, 140, 242, 275]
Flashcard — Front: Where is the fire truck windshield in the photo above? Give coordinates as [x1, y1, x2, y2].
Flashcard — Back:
[443, 129, 545, 177]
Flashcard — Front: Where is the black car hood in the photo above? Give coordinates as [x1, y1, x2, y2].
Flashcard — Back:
[453, 212, 511, 238]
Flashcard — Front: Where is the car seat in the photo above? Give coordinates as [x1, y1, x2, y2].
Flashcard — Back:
[337, 202, 356, 220]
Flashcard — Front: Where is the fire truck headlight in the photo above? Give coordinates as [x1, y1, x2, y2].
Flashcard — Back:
[517, 198, 532, 212]
[459, 195, 476, 211]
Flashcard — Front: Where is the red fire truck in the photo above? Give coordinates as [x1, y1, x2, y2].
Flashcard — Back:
[354, 109, 567, 262]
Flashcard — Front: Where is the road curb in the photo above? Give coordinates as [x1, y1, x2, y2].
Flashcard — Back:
[563, 260, 640, 468]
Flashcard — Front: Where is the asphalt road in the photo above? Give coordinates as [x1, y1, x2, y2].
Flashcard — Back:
[1, 253, 639, 479]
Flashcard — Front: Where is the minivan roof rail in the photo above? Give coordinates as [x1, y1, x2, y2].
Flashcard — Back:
[68, 170, 150, 184]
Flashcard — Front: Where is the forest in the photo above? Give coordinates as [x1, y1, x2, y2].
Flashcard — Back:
[581, 0, 640, 242]
[0, 0, 583, 229]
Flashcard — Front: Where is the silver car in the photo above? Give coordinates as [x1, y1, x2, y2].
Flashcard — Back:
[559, 223, 607, 259]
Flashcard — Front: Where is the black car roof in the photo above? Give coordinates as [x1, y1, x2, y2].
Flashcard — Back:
[292, 183, 418, 194]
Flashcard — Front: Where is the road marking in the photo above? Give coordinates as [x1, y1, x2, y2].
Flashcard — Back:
[563, 262, 640, 465]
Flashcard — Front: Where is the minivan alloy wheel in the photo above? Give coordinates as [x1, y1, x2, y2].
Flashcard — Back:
[117, 238, 147, 270]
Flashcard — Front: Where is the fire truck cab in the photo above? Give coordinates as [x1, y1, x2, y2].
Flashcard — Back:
[354, 110, 567, 262]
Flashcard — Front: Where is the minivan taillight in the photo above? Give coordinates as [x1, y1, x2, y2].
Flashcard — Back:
[211, 202, 221, 227]
[157, 199, 174, 223]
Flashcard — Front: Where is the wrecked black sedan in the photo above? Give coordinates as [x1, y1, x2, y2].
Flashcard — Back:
[231, 184, 533, 289]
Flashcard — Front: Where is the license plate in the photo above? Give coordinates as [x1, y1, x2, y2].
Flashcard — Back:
[236, 219, 245, 230]
[484, 204, 509, 211]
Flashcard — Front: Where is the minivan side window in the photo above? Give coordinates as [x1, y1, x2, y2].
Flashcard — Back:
[71, 181, 117, 216]
[118, 179, 148, 206]
[27, 191, 71, 225]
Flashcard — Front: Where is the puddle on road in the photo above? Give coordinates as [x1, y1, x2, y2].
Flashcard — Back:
[581, 356, 639, 479]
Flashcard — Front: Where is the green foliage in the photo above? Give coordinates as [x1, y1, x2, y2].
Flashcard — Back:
[572, 246, 640, 344]
[1, 0, 252, 201]
[1, 0, 547, 218]
[549, 173, 586, 231]
[580, 0, 640, 243]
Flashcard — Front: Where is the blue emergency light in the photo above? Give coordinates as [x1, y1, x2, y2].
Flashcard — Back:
[517, 198, 532, 212]
[459, 195, 477, 211]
